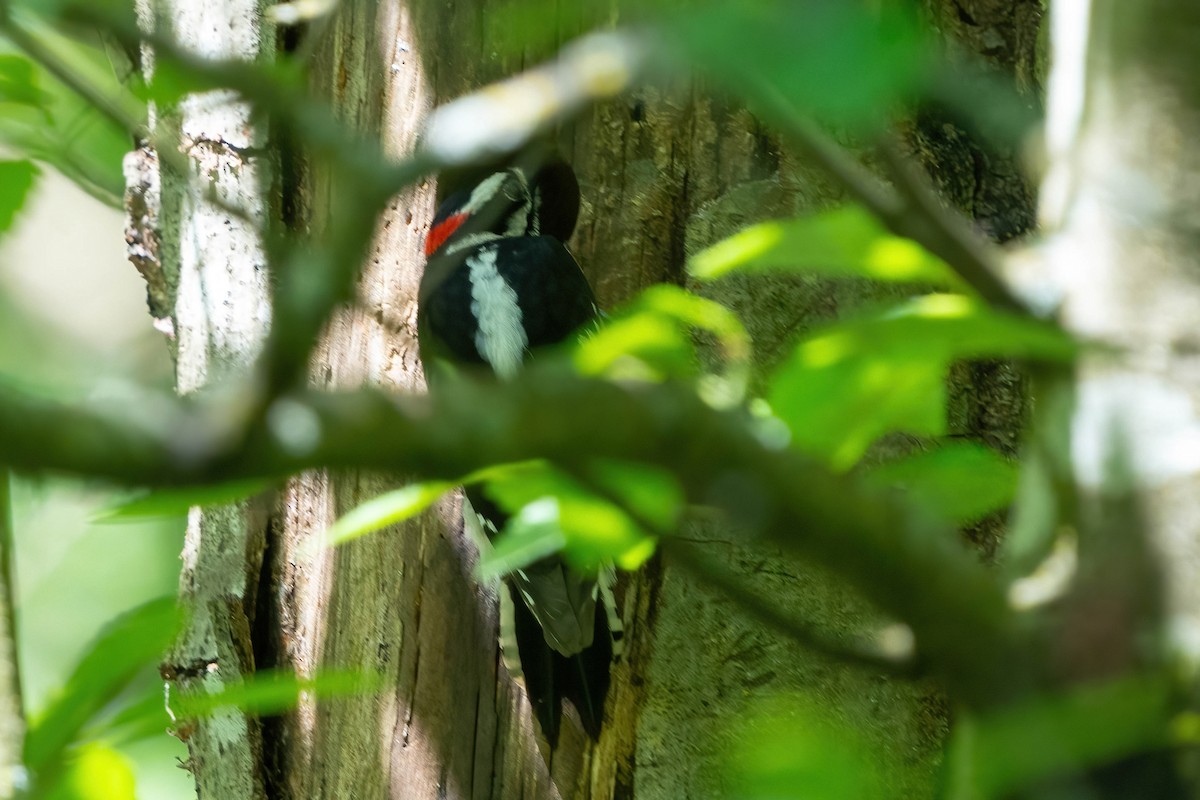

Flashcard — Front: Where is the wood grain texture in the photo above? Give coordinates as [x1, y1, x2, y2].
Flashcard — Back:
[269, 3, 574, 798]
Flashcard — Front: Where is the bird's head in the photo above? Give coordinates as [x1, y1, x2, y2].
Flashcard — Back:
[423, 159, 580, 258]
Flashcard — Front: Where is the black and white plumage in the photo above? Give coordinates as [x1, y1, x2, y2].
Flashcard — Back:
[418, 158, 621, 744]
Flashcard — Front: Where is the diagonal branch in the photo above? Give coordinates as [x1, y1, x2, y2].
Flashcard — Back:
[751, 83, 1030, 316]
[662, 538, 916, 676]
[557, 462, 915, 674]
[0, 371, 1029, 706]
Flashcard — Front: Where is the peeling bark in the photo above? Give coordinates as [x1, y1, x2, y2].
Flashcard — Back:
[128, 2, 275, 798]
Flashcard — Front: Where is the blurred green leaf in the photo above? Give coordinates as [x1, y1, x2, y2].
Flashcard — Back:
[588, 459, 682, 533]
[771, 347, 946, 469]
[0, 159, 38, 234]
[689, 206, 963, 287]
[325, 481, 453, 546]
[575, 284, 750, 407]
[170, 669, 377, 720]
[865, 442, 1017, 524]
[94, 688, 171, 747]
[44, 742, 136, 800]
[0, 53, 51, 107]
[731, 697, 889, 799]
[25, 597, 182, 772]
[93, 479, 271, 521]
[926, 58, 1043, 153]
[478, 496, 567, 578]
[674, 1, 930, 131]
[574, 312, 694, 382]
[941, 676, 1171, 799]
[0, 22, 136, 205]
[769, 294, 1077, 468]
[478, 461, 662, 575]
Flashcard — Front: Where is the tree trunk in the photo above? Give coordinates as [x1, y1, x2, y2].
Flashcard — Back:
[129, 1, 274, 798]
[267, 4, 582, 799]
[1041, 0, 1200, 737]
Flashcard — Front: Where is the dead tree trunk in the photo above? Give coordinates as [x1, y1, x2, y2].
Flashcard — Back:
[129, 1, 275, 799]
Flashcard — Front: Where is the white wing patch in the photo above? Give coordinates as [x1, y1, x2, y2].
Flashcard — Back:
[468, 245, 528, 379]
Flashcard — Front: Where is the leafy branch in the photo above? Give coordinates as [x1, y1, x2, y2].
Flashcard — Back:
[0, 367, 1031, 705]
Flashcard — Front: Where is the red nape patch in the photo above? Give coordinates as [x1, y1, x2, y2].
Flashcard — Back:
[424, 212, 467, 257]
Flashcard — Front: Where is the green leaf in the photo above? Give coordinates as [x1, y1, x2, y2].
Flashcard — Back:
[588, 459, 683, 534]
[689, 206, 963, 287]
[0, 54, 50, 108]
[731, 697, 889, 799]
[478, 497, 568, 578]
[771, 349, 947, 469]
[44, 743, 136, 800]
[0, 160, 38, 235]
[0, 25, 137, 205]
[325, 481, 453, 546]
[865, 442, 1018, 524]
[477, 461, 664, 575]
[941, 676, 1171, 799]
[25, 597, 183, 772]
[93, 688, 172, 747]
[170, 669, 377, 720]
[573, 312, 694, 382]
[92, 479, 272, 521]
[574, 284, 750, 407]
[769, 294, 1077, 468]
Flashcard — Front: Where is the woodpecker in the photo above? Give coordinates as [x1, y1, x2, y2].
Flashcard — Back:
[418, 157, 622, 744]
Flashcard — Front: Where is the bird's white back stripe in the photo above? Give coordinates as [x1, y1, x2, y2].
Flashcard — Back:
[598, 565, 625, 658]
[468, 245, 527, 379]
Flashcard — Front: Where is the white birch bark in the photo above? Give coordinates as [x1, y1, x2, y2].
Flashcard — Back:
[126, 2, 274, 799]
[1039, 0, 1200, 671]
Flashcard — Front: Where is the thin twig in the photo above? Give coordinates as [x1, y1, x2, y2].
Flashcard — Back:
[663, 539, 916, 676]
[876, 136, 1026, 312]
[0, 12, 145, 139]
[0, 11, 267, 232]
[0, 368, 1027, 703]
[0, 468, 23, 799]
[557, 463, 916, 675]
[752, 82, 1030, 316]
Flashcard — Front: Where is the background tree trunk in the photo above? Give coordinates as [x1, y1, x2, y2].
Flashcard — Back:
[1041, 0, 1200, 733]
[131, 1, 274, 798]
[139, 1, 1047, 798]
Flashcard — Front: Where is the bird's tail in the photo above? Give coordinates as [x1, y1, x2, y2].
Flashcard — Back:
[504, 581, 614, 745]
